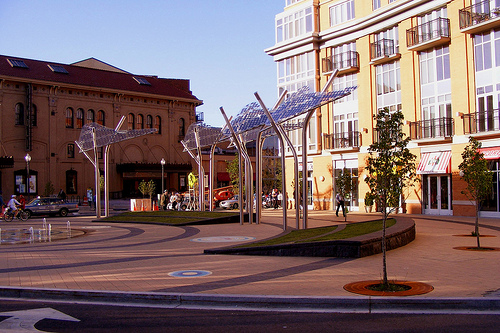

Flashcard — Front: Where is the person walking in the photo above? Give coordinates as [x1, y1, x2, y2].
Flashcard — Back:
[336, 192, 345, 217]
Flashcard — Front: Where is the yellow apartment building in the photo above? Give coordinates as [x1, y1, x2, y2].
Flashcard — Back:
[266, 0, 500, 217]
[0, 55, 202, 200]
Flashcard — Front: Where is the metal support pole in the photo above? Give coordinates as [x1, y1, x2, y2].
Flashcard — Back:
[194, 128, 205, 211]
[92, 128, 101, 219]
[255, 131, 264, 224]
[104, 145, 110, 217]
[220, 107, 245, 225]
[208, 144, 216, 212]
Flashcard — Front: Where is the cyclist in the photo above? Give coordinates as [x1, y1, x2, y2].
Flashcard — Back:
[7, 195, 21, 218]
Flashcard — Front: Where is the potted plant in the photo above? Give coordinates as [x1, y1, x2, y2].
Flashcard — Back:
[364, 192, 375, 213]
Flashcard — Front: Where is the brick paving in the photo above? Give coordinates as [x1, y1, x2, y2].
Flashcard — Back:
[0, 205, 499, 298]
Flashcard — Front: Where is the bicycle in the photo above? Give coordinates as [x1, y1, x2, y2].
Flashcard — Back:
[3, 207, 29, 222]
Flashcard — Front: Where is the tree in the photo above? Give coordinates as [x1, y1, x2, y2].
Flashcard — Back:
[43, 181, 55, 197]
[458, 137, 493, 248]
[138, 179, 156, 200]
[227, 154, 243, 195]
[365, 108, 417, 288]
[335, 168, 354, 222]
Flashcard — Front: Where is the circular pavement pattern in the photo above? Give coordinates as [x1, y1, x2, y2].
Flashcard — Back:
[344, 280, 434, 296]
[168, 270, 212, 278]
[190, 236, 256, 243]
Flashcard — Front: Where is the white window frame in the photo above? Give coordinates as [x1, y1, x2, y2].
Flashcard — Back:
[329, 0, 355, 27]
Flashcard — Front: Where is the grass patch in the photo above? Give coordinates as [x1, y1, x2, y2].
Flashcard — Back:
[234, 219, 396, 248]
[237, 226, 338, 248]
[301, 219, 396, 242]
[98, 210, 240, 224]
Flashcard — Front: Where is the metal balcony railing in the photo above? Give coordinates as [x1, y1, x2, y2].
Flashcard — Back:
[324, 131, 360, 150]
[406, 17, 450, 48]
[409, 118, 454, 140]
[464, 109, 500, 134]
[322, 51, 359, 74]
[459, 0, 500, 30]
[370, 38, 396, 60]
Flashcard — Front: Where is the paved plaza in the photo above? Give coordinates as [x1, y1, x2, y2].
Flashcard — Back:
[0, 204, 499, 302]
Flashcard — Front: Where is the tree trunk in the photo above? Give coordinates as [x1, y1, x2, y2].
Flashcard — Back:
[382, 210, 388, 287]
[476, 199, 481, 248]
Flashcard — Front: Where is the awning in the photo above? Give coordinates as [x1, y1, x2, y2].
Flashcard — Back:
[217, 172, 231, 182]
[417, 151, 451, 174]
[479, 147, 500, 160]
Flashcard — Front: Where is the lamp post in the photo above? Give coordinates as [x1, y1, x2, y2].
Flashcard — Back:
[160, 158, 166, 195]
[25, 153, 31, 200]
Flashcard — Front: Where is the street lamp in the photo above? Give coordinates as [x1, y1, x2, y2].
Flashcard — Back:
[25, 153, 31, 199]
[160, 158, 166, 195]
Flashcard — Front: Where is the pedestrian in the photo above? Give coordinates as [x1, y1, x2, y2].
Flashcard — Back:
[87, 188, 94, 209]
[160, 190, 168, 210]
[336, 192, 345, 217]
[272, 189, 278, 209]
[19, 194, 26, 209]
[58, 189, 67, 201]
[277, 191, 283, 209]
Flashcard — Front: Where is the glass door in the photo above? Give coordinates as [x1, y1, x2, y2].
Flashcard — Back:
[423, 175, 452, 215]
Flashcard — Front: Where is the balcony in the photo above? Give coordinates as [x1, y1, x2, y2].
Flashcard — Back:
[322, 51, 359, 75]
[406, 18, 450, 52]
[459, 0, 500, 34]
[324, 131, 360, 151]
[409, 118, 454, 141]
[464, 109, 500, 135]
[370, 39, 400, 65]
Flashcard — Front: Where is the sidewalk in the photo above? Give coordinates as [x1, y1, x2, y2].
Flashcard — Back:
[0, 204, 499, 312]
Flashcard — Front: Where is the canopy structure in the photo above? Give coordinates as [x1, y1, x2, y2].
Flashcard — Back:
[183, 83, 357, 229]
[76, 119, 157, 218]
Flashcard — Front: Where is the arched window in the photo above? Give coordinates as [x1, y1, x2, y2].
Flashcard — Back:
[76, 108, 84, 129]
[86, 109, 95, 124]
[155, 115, 162, 134]
[127, 113, 135, 130]
[65, 108, 74, 128]
[179, 118, 185, 137]
[137, 114, 144, 129]
[15, 103, 24, 125]
[97, 110, 105, 126]
[146, 115, 153, 129]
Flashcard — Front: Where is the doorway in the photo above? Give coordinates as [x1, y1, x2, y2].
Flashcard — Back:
[422, 174, 452, 215]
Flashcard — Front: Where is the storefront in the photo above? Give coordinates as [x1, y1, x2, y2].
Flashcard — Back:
[417, 151, 452, 215]
[478, 147, 500, 217]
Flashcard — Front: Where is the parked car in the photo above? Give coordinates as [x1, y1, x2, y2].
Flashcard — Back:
[24, 197, 79, 218]
[220, 195, 240, 209]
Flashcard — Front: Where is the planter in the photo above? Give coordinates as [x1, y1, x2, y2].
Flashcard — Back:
[364, 206, 373, 213]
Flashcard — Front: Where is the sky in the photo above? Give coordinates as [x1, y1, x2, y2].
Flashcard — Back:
[0, 0, 284, 127]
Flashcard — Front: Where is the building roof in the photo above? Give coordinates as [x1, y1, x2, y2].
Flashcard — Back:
[0, 54, 202, 104]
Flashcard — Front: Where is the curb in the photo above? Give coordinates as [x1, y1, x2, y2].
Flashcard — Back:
[1, 287, 499, 314]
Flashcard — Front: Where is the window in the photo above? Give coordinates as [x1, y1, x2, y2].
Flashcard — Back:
[332, 73, 358, 103]
[86, 109, 95, 124]
[7, 58, 28, 68]
[133, 77, 151, 85]
[66, 170, 77, 194]
[48, 64, 68, 74]
[67, 144, 75, 158]
[15, 103, 24, 125]
[330, 0, 355, 27]
[376, 60, 401, 111]
[155, 116, 162, 134]
[420, 46, 450, 84]
[179, 118, 185, 137]
[373, 0, 381, 10]
[146, 115, 153, 129]
[97, 110, 105, 126]
[473, 29, 500, 72]
[137, 114, 144, 129]
[128, 113, 135, 130]
[76, 108, 84, 129]
[31, 104, 37, 126]
[277, 51, 315, 94]
[276, 6, 313, 43]
[285, 0, 301, 6]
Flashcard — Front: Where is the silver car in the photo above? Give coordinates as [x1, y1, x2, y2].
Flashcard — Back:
[220, 195, 239, 209]
[24, 197, 79, 218]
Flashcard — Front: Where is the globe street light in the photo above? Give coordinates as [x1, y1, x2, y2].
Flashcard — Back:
[160, 158, 166, 195]
[25, 153, 31, 199]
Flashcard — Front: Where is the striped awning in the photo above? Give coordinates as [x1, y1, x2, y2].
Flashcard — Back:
[479, 147, 500, 160]
[417, 151, 451, 174]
